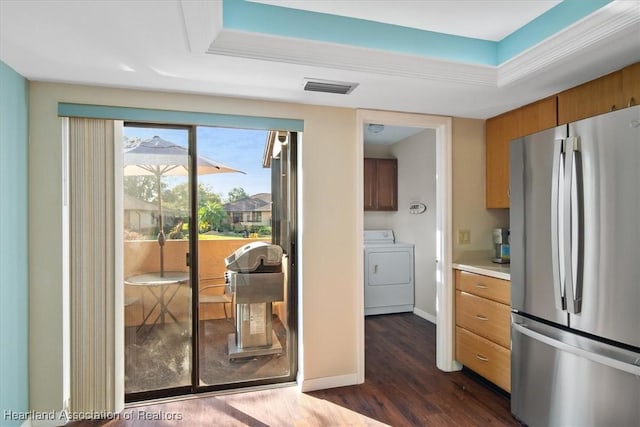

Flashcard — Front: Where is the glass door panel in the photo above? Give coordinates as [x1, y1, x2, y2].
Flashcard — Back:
[195, 127, 295, 388]
[122, 125, 192, 397]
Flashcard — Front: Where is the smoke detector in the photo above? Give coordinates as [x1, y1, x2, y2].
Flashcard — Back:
[303, 78, 359, 95]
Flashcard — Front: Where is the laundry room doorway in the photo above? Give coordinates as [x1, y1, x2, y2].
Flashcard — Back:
[356, 110, 457, 380]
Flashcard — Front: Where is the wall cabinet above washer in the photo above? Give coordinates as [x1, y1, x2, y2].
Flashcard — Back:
[364, 158, 397, 211]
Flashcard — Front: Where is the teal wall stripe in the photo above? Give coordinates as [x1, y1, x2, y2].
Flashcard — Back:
[57, 103, 304, 131]
[223, 0, 498, 66]
[498, 0, 613, 63]
[0, 60, 30, 427]
[223, 0, 613, 66]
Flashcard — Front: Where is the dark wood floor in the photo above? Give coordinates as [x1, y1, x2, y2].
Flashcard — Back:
[310, 313, 520, 426]
[68, 313, 520, 426]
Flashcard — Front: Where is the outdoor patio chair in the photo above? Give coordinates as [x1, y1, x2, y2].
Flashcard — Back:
[200, 280, 232, 320]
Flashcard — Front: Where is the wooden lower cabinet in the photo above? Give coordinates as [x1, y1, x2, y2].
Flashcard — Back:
[455, 269, 511, 392]
[456, 326, 511, 392]
[456, 291, 511, 348]
[455, 270, 510, 305]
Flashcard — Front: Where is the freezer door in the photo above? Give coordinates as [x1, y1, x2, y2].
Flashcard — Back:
[568, 106, 640, 348]
[510, 126, 568, 326]
[511, 313, 640, 427]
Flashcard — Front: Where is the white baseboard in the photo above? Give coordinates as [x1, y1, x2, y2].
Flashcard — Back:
[413, 307, 437, 324]
[298, 373, 361, 392]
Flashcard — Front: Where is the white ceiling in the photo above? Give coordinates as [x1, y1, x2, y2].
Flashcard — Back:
[1, 1, 639, 119]
[249, 0, 562, 41]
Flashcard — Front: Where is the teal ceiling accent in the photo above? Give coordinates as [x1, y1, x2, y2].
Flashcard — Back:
[222, 0, 613, 66]
[223, 0, 498, 65]
[499, 0, 613, 63]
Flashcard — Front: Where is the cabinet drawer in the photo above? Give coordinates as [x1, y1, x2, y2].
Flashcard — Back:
[456, 291, 511, 348]
[455, 270, 510, 304]
[456, 326, 511, 392]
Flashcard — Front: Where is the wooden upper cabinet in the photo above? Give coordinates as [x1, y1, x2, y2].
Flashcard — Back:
[518, 96, 557, 136]
[485, 62, 638, 209]
[364, 158, 397, 211]
[485, 114, 513, 209]
[558, 70, 624, 124]
[363, 158, 377, 210]
[622, 62, 640, 108]
[485, 97, 557, 209]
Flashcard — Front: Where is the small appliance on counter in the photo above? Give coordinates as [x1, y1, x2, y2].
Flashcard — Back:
[492, 227, 510, 264]
[224, 242, 284, 360]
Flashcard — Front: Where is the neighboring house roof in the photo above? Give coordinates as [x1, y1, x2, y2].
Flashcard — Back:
[124, 194, 183, 216]
[224, 193, 271, 213]
[124, 194, 159, 212]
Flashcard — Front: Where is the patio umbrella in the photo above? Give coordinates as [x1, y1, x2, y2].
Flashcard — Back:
[124, 135, 244, 276]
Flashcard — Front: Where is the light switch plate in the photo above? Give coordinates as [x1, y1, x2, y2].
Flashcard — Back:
[458, 229, 471, 244]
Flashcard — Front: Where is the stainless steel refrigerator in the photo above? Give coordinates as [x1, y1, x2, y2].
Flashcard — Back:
[510, 105, 640, 427]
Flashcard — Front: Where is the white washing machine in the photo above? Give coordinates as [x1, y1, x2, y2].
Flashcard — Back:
[363, 229, 414, 316]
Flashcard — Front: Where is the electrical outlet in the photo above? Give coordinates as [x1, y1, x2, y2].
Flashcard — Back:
[458, 229, 471, 245]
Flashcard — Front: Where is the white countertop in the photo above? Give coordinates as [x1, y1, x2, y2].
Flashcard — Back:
[453, 251, 511, 280]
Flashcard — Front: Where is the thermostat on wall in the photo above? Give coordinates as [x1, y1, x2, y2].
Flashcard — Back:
[409, 201, 427, 214]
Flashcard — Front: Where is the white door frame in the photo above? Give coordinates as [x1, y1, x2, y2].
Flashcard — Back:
[355, 110, 461, 382]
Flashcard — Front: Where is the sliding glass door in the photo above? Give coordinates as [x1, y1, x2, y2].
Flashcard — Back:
[122, 124, 297, 400]
[195, 127, 296, 390]
[122, 125, 193, 398]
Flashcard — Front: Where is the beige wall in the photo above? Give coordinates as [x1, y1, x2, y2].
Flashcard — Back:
[28, 82, 358, 411]
[392, 130, 437, 318]
[28, 83, 491, 411]
[451, 118, 509, 260]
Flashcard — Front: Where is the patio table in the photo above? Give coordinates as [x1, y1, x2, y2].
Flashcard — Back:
[125, 271, 189, 334]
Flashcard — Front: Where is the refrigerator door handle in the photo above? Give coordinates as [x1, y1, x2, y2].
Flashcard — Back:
[512, 318, 640, 377]
[551, 138, 566, 310]
[564, 137, 584, 314]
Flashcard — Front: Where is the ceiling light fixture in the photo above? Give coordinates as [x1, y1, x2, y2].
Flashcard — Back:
[367, 124, 385, 134]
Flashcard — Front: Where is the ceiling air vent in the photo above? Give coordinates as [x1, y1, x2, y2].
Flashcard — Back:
[303, 78, 359, 95]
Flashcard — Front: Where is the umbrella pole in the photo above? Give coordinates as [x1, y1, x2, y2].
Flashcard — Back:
[156, 173, 166, 277]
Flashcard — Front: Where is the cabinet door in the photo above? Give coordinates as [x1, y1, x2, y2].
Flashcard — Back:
[486, 97, 557, 209]
[363, 158, 377, 210]
[558, 71, 624, 124]
[485, 113, 517, 208]
[519, 96, 557, 137]
[375, 159, 397, 210]
[622, 62, 640, 108]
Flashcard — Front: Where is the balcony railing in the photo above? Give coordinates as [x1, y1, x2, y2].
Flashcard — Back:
[124, 237, 270, 326]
